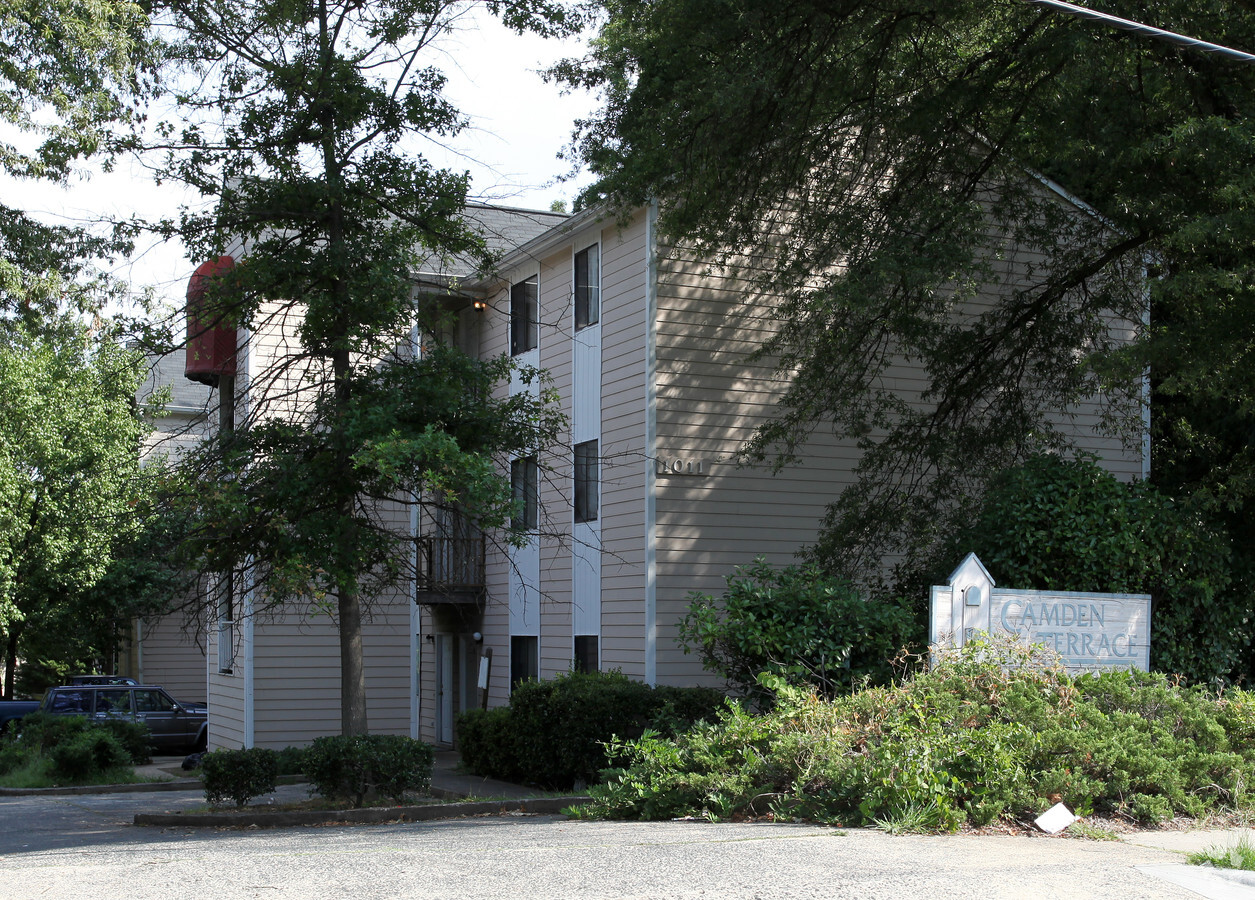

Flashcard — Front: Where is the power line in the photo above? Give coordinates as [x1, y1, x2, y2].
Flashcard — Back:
[1027, 0, 1255, 63]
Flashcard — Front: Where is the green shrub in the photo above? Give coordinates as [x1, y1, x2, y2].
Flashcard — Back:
[456, 707, 521, 783]
[48, 730, 128, 781]
[302, 734, 433, 807]
[457, 670, 725, 790]
[680, 557, 915, 702]
[275, 745, 307, 777]
[573, 641, 1255, 830]
[201, 747, 279, 807]
[953, 453, 1248, 683]
[95, 718, 152, 765]
[0, 738, 30, 776]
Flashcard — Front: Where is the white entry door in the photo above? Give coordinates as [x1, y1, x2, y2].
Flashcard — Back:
[435, 634, 454, 745]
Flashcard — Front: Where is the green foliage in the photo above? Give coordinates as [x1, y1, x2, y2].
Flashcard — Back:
[302, 734, 434, 807]
[0, 325, 157, 696]
[456, 670, 725, 790]
[160, 0, 576, 734]
[48, 729, 128, 781]
[0, 711, 148, 785]
[951, 454, 1249, 683]
[201, 747, 280, 808]
[455, 707, 520, 784]
[680, 558, 916, 702]
[274, 745, 307, 777]
[557, 0, 1255, 630]
[1189, 834, 1255, 872]
[574, 641, 1255, 830]
[0, 0, 154, 325]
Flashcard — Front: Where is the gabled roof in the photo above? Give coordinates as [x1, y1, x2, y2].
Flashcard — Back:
[412, 203, 571, 286]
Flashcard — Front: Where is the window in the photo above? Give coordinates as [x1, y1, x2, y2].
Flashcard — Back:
[218, 570, 235, 674]
[510, 275, 538, 355]
[98, 689, 132, 715]
[574, 244, 599, 329]
[574, 635, 599, 674]
[511, 456, 538, 531]
[573, 440, 598, 523]
[510, 635, 539, 692]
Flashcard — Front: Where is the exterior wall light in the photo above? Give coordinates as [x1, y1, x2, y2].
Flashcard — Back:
[472, 299, 487, 311]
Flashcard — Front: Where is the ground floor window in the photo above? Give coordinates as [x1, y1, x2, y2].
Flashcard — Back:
[510, 635, 538, 692]
[573, 634, 599, 673]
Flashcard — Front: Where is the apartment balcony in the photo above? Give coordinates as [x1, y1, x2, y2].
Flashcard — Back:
[415, 534, 486, 605]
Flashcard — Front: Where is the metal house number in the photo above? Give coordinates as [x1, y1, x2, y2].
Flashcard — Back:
[657, 457, 704, 476]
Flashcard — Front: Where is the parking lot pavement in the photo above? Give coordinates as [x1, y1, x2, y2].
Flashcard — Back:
[3, 786, 1255, 900]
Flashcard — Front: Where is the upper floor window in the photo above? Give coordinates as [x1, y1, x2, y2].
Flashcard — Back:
[574, 244, 600, 329]
[573, 440, 599, 523]
[511, 455, 539, 531]
[510, 275, 538, 355]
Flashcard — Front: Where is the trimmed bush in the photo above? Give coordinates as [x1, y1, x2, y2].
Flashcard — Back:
[573, 640, 1255, 830]
[275, 745, 307, 777]
[456, 670, 725, 790]
[456, 707, 520, 783]
[680, 558, 915, 702]
[303, 734, 434, 807]
[201, 747, 279, 807]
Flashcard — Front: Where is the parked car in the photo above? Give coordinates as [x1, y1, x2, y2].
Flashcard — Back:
[0, 700, 41, 733]
[40, 685, 208, 751]
[69, 675, 138, 686]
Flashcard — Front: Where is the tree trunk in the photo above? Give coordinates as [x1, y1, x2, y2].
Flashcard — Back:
[337, 583, 368, 735]
[4, 625, 22, 700]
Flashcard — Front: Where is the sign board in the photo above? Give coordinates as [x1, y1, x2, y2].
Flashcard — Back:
[929, 553, 1151, 672]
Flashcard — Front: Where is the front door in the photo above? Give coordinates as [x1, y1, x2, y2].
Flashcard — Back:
[435, 634, 454, 745]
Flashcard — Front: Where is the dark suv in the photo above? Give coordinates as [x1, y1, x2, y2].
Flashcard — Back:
[40, 685, 208, 751]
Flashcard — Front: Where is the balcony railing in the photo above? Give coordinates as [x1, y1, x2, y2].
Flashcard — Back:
[415, 535, 486, 604]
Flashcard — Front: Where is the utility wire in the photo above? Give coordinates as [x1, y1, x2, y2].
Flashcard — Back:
[1027, 0, 1255, 63]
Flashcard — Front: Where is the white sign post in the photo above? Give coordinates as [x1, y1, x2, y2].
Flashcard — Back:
[929, 553, 1151, 672]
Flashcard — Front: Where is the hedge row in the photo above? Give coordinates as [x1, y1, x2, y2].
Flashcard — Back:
[456, 669, 726, 789]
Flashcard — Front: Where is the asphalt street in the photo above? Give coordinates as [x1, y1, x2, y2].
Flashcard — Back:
[3, 786, 1255, 899]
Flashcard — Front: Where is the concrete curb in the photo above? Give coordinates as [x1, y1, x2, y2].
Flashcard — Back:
[0, 780, 202, 796]
[0, 772, 303, 797]
[134, 795, 591, 828]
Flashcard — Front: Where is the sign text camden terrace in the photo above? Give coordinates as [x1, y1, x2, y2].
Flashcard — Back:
[929, 553, 1151, 672]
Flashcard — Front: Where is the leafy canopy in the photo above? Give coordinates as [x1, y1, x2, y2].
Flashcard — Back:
[0, 324, 157, 695]
[556, 0, 1255, 588]
[158, 0, 579, 731]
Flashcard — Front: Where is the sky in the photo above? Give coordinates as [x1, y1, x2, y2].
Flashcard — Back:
[3, 14, 599, 315]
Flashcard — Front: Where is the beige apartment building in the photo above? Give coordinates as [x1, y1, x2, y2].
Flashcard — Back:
[143, 195, 1144, 750]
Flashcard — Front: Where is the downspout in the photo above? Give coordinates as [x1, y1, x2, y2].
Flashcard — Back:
[410, 323, 421, 738]
[644, 202, 659, 686]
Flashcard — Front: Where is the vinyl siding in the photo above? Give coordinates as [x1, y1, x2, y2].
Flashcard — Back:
[595, 213, 649, 679]
[650, 209, 1144, 686]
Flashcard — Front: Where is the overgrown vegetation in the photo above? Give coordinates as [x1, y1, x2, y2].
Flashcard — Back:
[572, 641, 1255, 831]
[1189, 834, 1255, 872]
[0, 712, 151, 786]
[457, 670, 725, 789]
[680, 558, 916, 702]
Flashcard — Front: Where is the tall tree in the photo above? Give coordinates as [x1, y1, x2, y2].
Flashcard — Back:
[0, 324, 157, 697]
[0, 0, 155, 326]
[160, 0, 574, 733]
[556, 0, 1255, 592]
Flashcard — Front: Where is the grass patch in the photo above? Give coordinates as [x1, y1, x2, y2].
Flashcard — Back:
[1189, 833, 1255, 871]
[0, 755, 152, 789]
[1069, 822, 1121, 841]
